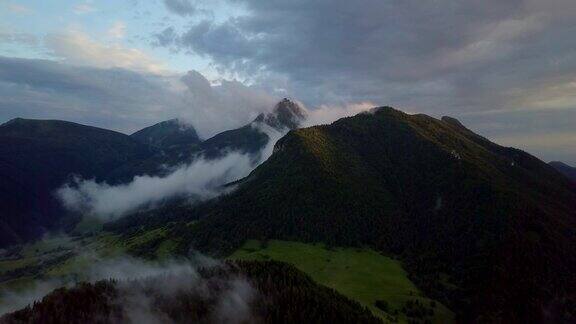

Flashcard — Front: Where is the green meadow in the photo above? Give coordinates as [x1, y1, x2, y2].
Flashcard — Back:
[230, 240, 454, 323]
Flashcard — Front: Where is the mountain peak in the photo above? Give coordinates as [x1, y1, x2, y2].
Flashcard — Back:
[274, 98, 306, 116]
[2, 117, 63, 128]
[2, 117, 25, 126]
[441, 116, 467, 130]
[256, 98, 308, 130]
[131, 119, 200, 149]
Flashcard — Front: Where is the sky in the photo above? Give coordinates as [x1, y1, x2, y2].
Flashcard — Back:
[0, 0, 575, 164]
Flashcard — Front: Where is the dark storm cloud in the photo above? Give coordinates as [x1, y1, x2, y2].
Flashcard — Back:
[156, 0, 576, 163]
[158, 0, 575, 108]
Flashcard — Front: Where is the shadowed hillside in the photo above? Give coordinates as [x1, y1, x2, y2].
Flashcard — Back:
[0, 118, 153, 247]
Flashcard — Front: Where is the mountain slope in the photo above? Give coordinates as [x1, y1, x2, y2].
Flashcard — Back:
[550, 161, 576, 182]
[1, 261, 381, 324]
[130, 118, 200, 149]
[161, 107, 576, 322]
[0, 118, 153, 247]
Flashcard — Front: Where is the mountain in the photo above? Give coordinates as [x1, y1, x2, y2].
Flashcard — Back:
[254, 97, 308, 130]
[0, 99, 306, 246]
[107, 99, 307, 183]
[5, 106, 575, 321]
[130, 118, 201, 149]
[0, 118, 153, 247]
[199, 98, 307, 160]
[1, 261, 381, 324]
[132, 107, 576, 322]
[550, 161, 576, 182]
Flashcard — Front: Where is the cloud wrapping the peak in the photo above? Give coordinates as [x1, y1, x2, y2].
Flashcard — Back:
[178, 70, 278, 137]
[303, 102, 376, 127]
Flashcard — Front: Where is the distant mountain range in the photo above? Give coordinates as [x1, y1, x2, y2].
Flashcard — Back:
[0, 99, 306, 247]
[550, 161, 576, 182]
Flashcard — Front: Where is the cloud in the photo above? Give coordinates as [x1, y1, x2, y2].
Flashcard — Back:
[73, 2, 96, 15]
[152, 0, 576, 162]
[0, 279, 70, 316]
[0, 56, 276, 137]
[213, 279, 255, 324]
[461, 108, 576, 165]
[177, 70, 278, 137]
[0, 30, 37, 47]
[100, 257, 256, 324]
[303, 102, 376, 127]
[45, 30, 165, 74]
[57, 152, 254, 219]
[3, 0, 576, 163]
[158, 0, 576, 111]
[0, 251, 255, 321]
[163, 0, 196, 16]
[53, 100, 365, 221]
[108, 21, 127, 40]
[56, 123, 285, 219]
[5, 2, 32, 14]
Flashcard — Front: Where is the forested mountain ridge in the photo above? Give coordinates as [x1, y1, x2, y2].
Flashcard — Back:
[144, 107, 576, 323]
[0, 118, 153, 247]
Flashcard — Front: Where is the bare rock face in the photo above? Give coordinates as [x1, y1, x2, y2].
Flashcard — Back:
[255, 98, 308, 130]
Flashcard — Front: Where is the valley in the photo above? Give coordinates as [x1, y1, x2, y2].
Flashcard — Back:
[3, 2, 576, 321]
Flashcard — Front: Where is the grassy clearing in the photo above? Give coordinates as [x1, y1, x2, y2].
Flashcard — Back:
[70, 216, 104, 235]
[0, 227, 182, 315]
[230, 240, 454, 324]
[155, 240, 178, 260]
[0, 227, 173, 287]
[0, 258, 36, 274]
